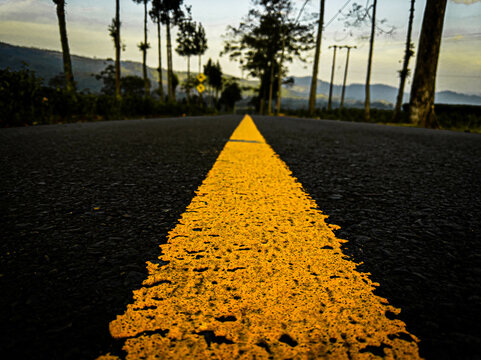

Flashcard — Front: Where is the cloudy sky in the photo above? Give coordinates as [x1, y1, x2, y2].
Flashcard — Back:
[0, 0, 480, 95]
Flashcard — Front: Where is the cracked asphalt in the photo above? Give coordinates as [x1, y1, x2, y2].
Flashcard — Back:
[1, 115, 480, 359]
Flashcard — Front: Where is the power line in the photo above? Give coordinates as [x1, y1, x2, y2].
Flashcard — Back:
[324, 0, 352, 29]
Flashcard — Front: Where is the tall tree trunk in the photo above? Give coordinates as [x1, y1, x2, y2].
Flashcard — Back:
[276, 36, 286, 115]
[142, 0, 149, 97]
[308, 0, 325, 116]
[267, 61, 275, 115]
[55, 0, 75, 93]
[157, 19, 164, 100]
[198, 55, 203, 105]
[115, 0, 121, 99]
[187, 56, 191, 103]
[166, 20, 175, 102]
[393, 0, 415, 123]
[409, 0, 447, 127]
[365, 0, 377, 122]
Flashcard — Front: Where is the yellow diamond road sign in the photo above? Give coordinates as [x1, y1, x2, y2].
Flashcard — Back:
[196, 84, 205, 94]
[197, 73, 206, 83]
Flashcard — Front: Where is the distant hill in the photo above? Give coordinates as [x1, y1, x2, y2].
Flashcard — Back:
[0, 41, 165, 93]
[2, 41, 480, 107]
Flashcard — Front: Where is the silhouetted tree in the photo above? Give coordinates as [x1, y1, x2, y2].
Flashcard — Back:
[204, 59, 223, 104]
[194, 23, 208, 73]
[308, 0, 325, 116]
[49, 72, 67, 90]
[121, 75, 148, 97]
[95, 63, 116, 95]
[52, 0, 75, 93]
[157, 0, 185, 101]
[220, 79, 242, 112]
[132, 0, 151, 96]
[393, 0, 415, 123]
[409, 0, 448, 127]
[176, 8, 197, 101]
[223, 0, 313, 114]
[108, 0, 122, 99]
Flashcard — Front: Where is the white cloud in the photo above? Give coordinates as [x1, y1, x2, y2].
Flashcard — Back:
[0, 0, 55, 23]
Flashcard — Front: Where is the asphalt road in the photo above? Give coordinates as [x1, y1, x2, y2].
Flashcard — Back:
[1, 115, 480, 359]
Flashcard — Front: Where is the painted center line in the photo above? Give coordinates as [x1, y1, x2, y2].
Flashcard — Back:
[99, 115, 421, 359]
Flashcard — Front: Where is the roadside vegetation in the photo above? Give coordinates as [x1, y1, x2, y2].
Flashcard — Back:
[1, 0, 479, 132]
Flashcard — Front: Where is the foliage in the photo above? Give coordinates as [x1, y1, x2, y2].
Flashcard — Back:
[172, 72, 179, 93]
[220, 79, 243, 110]
[0, 67, 45, 127]
[194, 23, 208, 58]
[343, 1, 395, 35]
[94, 63, 116, 95]
[121, 75, 148, 97]
[48, 72, 67, 90]
[204, 59, 223, 100]
[222, 0, 313, 111]
[152, 0, 185, 26]
[175, 8, 197, 59]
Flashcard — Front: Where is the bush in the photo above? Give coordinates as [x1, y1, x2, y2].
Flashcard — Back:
[0, 67, 45, 127]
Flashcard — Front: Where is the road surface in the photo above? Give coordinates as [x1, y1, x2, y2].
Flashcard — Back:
[1, 115, 480, 359]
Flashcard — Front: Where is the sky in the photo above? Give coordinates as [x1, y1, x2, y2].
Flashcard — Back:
[0, 0, 480, 95]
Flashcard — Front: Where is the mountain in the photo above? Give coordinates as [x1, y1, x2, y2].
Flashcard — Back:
[0, 41, 165, 93]
[1, 41, 480, 107]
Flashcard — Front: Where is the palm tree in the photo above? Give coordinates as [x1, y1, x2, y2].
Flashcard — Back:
[308, 0, 325, 116]
[409, 0, 448, 127]
[52, 0, 75, 93]
[133, 0, 151, 97]
[392, 0, 415, 123]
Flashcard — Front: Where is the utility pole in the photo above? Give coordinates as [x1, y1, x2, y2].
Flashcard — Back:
[340, 45, 356, 110]
[327, 45, 338, 111]
[308, 0, 326, 116]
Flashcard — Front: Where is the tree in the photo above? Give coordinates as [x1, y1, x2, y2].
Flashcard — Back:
[49, 72, 67, 90]
[392, 0, 415, 123]
[132, 0, 151, 97]
[176, 8, 197, 101]
[308, 0, 325, 116]
[194, 23, 208, 73]
[94, 62, 116, 95]
[204, 59, 223, 105]
[108, 0, 122, 99]
[52, 0, 75, 93]
[220, 79, 242, 112]
[157, 0, 185, 102]
[223, 0, 313, 115]
[409, 0, 448, 128]
[150, 0, 164, 99]
[121, 75, 148, 97]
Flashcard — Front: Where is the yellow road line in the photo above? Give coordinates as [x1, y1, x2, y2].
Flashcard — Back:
[99, 115, 421, 359]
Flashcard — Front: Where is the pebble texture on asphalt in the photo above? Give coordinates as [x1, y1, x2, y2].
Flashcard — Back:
[101, 115, 421, 359]
[0, 116, 241, 359]
[255, 116, 481, 360]
[1, 115, 480, 359]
